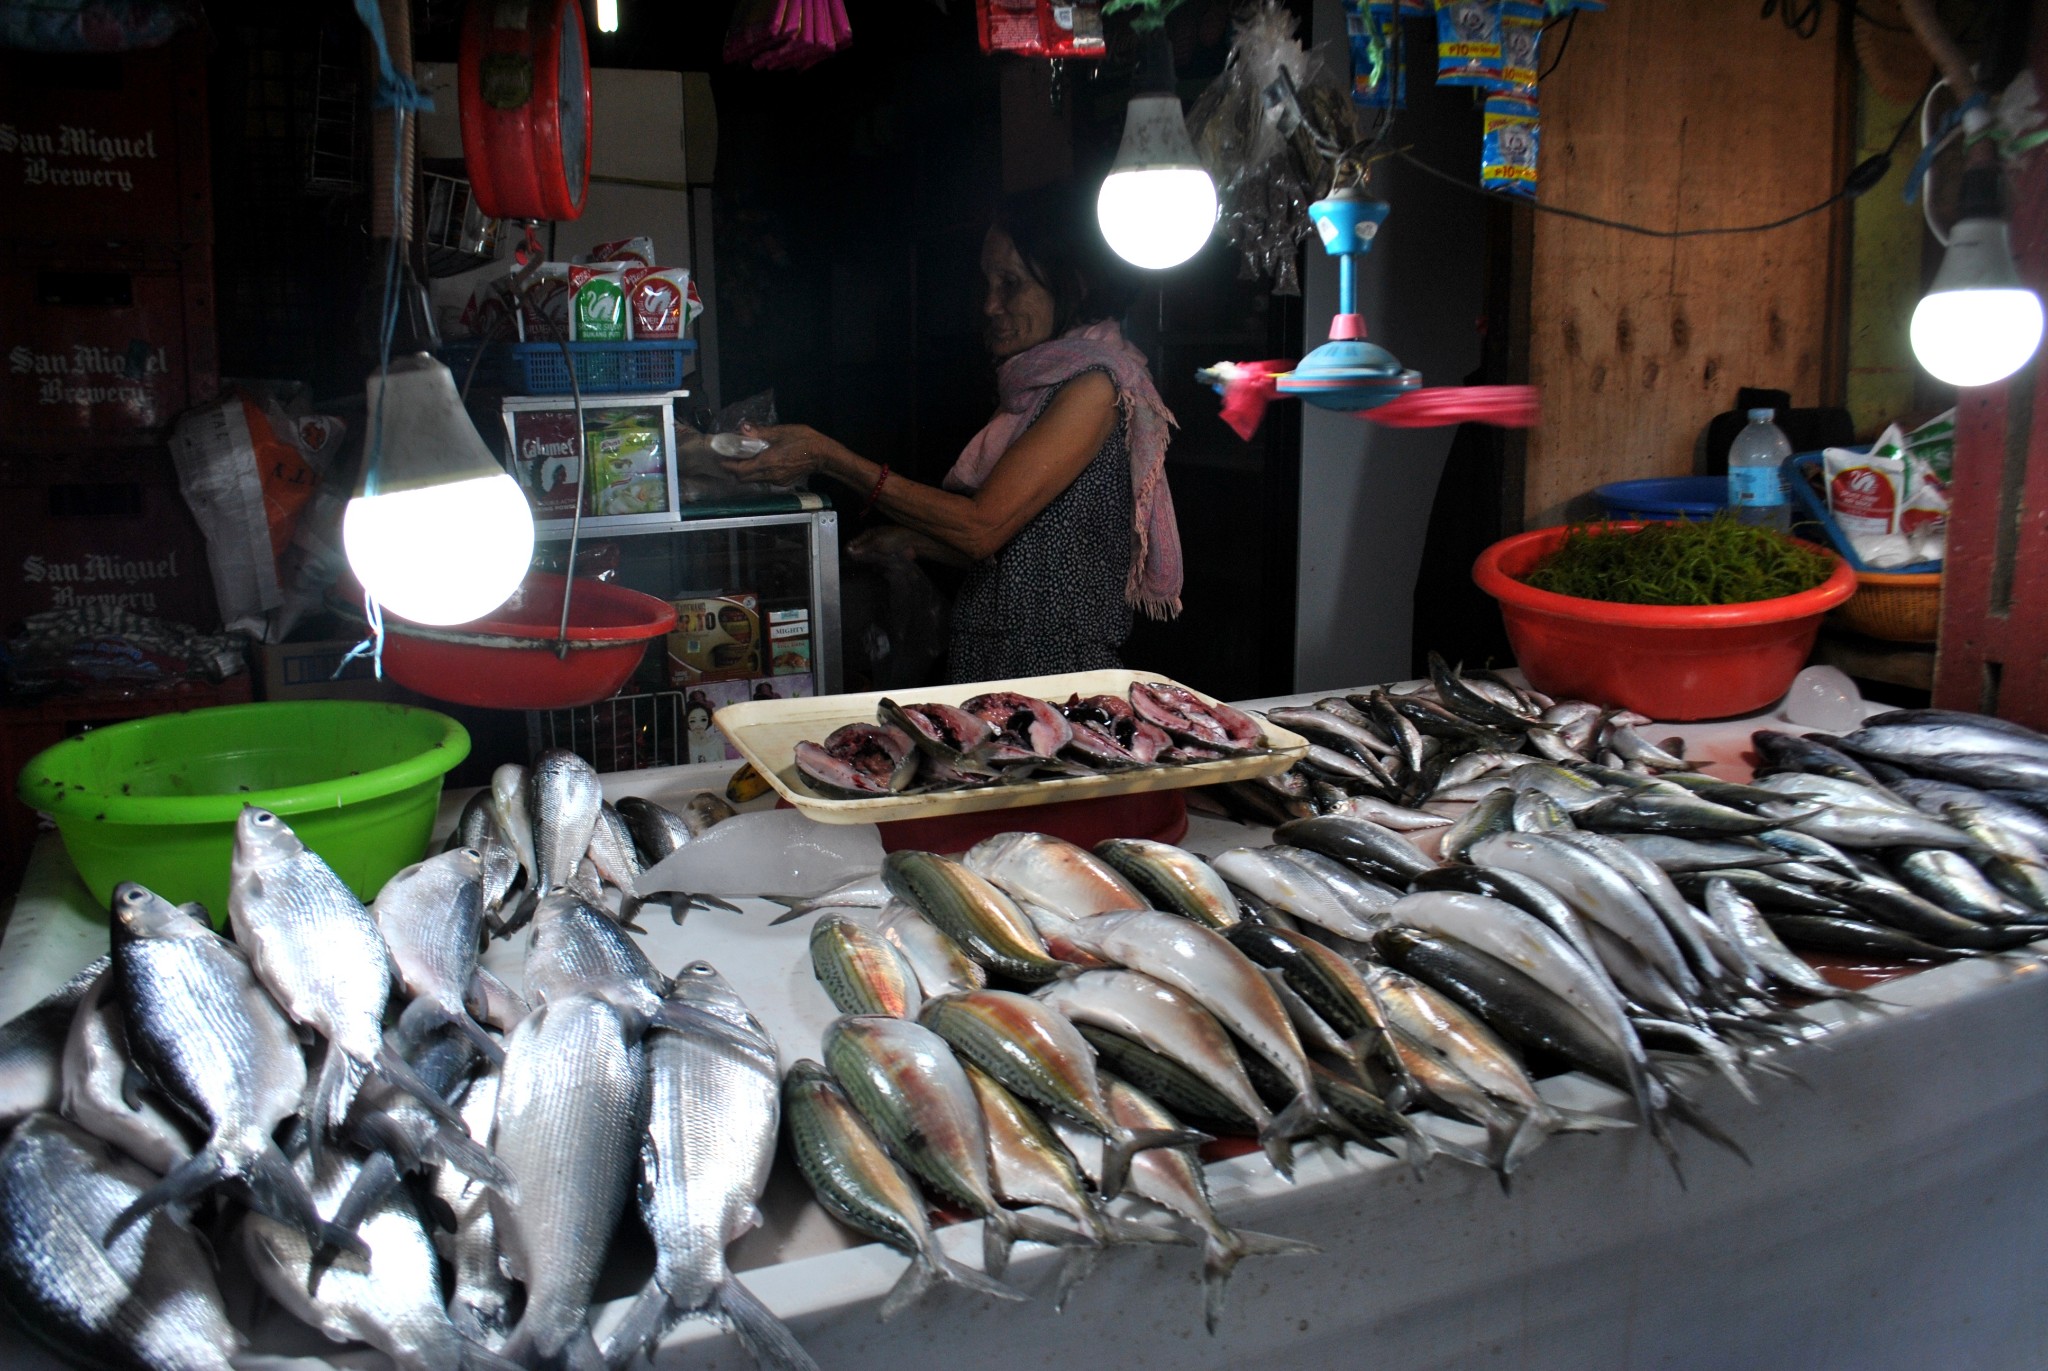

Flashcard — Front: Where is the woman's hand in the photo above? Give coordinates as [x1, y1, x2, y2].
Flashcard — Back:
[718, 422, 841, 484]
[847, 524, 925, 564]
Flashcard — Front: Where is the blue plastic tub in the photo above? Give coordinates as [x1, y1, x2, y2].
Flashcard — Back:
[1593, 476, 1728, 521]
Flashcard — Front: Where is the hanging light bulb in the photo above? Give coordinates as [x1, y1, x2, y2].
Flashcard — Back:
[1097, 30, 1217, 271]
[595, 0, 618, 34]
[344, 353, 536, 626]
[1910, 166, 2044, 388]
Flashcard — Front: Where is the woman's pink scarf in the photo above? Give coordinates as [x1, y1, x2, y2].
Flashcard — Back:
[942, 319, 1184, 619]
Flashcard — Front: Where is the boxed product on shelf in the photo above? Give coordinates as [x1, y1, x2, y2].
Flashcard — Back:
[667, 590, 761, 684]
[501, 391, 683, 535]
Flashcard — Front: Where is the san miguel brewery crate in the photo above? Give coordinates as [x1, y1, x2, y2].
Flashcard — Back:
[0, 32, 213, 250]
[0, 254, 219, 440]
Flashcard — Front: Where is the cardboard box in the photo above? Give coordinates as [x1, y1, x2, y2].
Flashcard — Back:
[255, 637, 397, 702]
[666, 591, 760, 684]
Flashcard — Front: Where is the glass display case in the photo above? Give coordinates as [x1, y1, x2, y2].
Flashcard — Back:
[527, 495, 839, 773]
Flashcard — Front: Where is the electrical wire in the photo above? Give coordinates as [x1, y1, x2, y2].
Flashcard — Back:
[1761, 0, 1824, 39]
[1538, 10, 1575, 82]
[1392, 72, 1937, 238]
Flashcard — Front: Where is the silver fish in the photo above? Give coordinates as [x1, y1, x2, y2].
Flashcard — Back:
[1893, 780, 2048, 853]
[1034, 970, 1273, 1155]
[1469, 833, 1701, 1003]
[241, 1146, 520, 1371]
[533, 749, 605, 895]
[229, 808, 456, 1150]
[493, 993, 648, 1371]
[1439, 790, 1517, 864]
[1321, 794, 1454, 831]
[586, 803, 649, 926]
[964, 831, 1145, 917]
[1, 954, 108, 1135]
[375, 847, 501, 1063]
[435, 1068, 515, 1344]
[879, 904, 987, 998]
[106, 882, 345, 1253]
[616, 794, 693, 865]
[605, 965, 813, 1371]
[1060, 910, 1343, 1147]
[1758, 800, 1977, 850]
[58, 970, 193, 1176]
[684, 791, 740, 833]
[525, 892, 670, 1023]
[1054, 1079, 1315, 1334]
[1211, 847, 1387, 943]
[0, 1113, 242, 1369]
[768, 872, 895, 926]
[489, 763, 539, 889]
[1701, 879, 1874, 1003]
[1612, 834, 1793, 873]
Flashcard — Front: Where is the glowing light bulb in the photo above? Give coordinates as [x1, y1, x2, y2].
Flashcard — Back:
[595, 0, 618, 34]
[1910, 216, 2043, 387]
[345, 354, 536, 626]
[1095, 35, 1217, 272]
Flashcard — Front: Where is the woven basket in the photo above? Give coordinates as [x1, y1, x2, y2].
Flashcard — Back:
[1832, 569, 1942, 643]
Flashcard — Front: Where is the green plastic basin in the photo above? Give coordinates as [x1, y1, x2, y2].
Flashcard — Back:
[17, 700, 470, 922]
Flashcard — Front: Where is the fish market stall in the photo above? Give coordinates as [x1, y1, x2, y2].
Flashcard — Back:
[6, 679, 2048, 1371]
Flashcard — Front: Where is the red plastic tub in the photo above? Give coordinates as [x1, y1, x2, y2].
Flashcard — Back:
[1472, 523, 1856, 721]
[370, 573, 677, 711]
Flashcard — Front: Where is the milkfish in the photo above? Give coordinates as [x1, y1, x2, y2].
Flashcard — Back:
[492, 993, 648, 1371]
[489, 763, 539, 890]
[58, 969, 194, 1177]
[104, 882, 352, 1255]
[532, 749, 606, 895]
[605, 965, 815, 1371]
[782, 1059, 1024, 1321]
[373, 846, 503, 1062]
[0, 954, 107, 1135]
[586, 803, 651, 926]
[0, 1113, 243, 1371]
[240, 1146, 520, 1371]
[435, 1069, 516, 1344]
[228, 808, 460, 1153]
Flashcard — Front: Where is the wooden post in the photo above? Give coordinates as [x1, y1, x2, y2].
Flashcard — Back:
[1930, 8, 2048, 727]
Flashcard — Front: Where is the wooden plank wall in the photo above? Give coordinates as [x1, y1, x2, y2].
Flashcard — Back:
[1521, 0, 1850, 526]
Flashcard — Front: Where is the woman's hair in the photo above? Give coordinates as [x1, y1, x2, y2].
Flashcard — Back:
[991, 183, 1139, 336]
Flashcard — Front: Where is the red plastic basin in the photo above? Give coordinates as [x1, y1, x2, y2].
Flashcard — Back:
[1472, 523, 1856, 721]
[373, 572, 677, 711]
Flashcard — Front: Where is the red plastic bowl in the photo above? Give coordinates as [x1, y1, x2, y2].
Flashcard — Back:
[373, 573, 677, 710]
[1472, 523, 1856, 721]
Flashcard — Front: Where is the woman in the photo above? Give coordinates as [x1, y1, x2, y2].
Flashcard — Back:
[720, 186, 1183, 680]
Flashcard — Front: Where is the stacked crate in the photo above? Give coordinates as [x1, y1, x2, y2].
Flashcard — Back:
[0, 32, 220, 632]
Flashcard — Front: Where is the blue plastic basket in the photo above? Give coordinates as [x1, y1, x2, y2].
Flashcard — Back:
[1783, 449, 1942, 575]
[1592, 476, 1728, 521]
[441, 339, 696, 396]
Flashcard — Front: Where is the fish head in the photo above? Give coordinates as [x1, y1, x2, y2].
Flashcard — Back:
[232, 806, 305, 871]
[111, 881, 205, 939]
[489, 763, 528, 811]
[670, 959, 771, 1034]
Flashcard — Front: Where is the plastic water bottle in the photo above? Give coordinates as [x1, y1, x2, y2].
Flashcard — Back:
[1728, 408, 1792, 532]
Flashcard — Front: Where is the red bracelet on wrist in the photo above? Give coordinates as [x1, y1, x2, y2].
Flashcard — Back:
[860, 464, 891, 518]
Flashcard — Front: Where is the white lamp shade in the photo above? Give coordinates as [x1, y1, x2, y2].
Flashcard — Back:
[1097, 93, 1217, 271]
[1909, 217, 2045, 388]
[346, 353, 537, 625]
[595, 0, 617, 32]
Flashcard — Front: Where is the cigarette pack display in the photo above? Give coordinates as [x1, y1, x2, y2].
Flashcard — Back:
[667, 590, 762, 685]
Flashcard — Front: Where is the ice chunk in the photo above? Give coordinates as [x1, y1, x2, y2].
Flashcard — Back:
[1780, 665, 1866, 733]
[635, 809, 884, 899]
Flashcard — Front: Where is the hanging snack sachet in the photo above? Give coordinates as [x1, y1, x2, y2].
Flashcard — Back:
[1434, 0, 1504, 88]
[1349, 1, 1408, 109]
[1499, 0, 1542, 90]
[1481, 92, 1539, 196]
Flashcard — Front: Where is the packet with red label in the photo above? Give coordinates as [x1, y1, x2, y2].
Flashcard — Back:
[588, 236, 657, 269]
[623, 267, 703, 340]
[978, 0, 1046, 54]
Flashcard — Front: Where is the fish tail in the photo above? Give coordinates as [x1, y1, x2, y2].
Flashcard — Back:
[1425, 1132, 1495, 1174]
[669, 894, 693, 926]
[1271, 1089, 1367, 1151]
[1005, 1207, 1099, 1251]
[1501, 1109, 1550, 1174]
[501, 1324, 604, 1371]
[1102, 1212, 1193, 1247]
[1663, 1087, 1752, 1167]
[245, 1138, 370, 1258]
[1255, 1128, 1298, 1181]
[496, 889, 538, 940]
[1550, 1105, 1637, 1135]
[981, 1208, 1015, 1279]
[307, 1043, 368, 1158]
[102, 1143, 225, 1246]
[432, 1116, 515, 1192]
[373, 1042, 466, 1130]
[715, 1275, 820, 1371]
[457, 1338, 526, 1371]
[448, 1004, 508, 1067]
[598, 1278, 676, 1367]
[308, 1150, 400, 1294]
[878, 1251, 940, 1322]
[1050, 1246, 1100, 1312]
[1200, 1226, 1320, 1335]
[1101, 1124, 1208, 1200]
